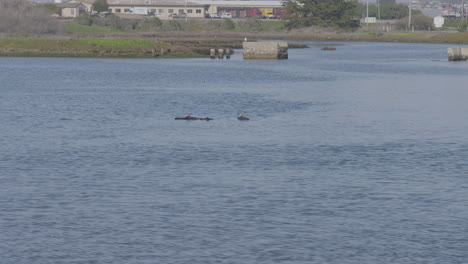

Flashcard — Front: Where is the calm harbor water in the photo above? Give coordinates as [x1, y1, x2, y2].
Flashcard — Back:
[1, 42, 468, 264]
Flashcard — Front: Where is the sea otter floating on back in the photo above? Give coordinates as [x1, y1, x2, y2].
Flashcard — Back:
[175, 115, 213, 121]
[238, 114, 249, 120]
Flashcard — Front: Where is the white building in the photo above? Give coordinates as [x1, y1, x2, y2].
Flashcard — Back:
[434, 16, 444, 28]
[106, 0, 209, 18]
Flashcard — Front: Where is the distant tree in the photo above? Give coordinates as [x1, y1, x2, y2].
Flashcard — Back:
[395, 14, 433, 30]
[380, 0, 396, 5]
[356, 3, 420, 20]
[380, 4, 415, 19]
[283, 0, 360, 30]
[411, 14, 434, 30]
[92, 0, 108, 13]
[35, 3, 60, 15]
[0, 0, 63, 34]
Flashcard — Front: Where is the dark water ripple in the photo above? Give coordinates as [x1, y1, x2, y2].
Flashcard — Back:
[1, 42, 468, 264]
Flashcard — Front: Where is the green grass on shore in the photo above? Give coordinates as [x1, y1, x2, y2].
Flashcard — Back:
[0, 37, 170, 50]
[385, 32, 428, 39]
[428, 32, 468, 43]
[0, 52, 203, 58]
[0, 37, 191, 58]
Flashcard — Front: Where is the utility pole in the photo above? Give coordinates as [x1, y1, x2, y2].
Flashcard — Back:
[378, 0, 380, 20]
[408, 3, 412, 30]
[462, 0, 464, 21]
[366, 0, 369, 30]
[185, 0, 188, 22]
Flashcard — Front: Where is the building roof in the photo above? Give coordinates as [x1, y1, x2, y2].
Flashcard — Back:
[63, 0, 94, 4]
[107, 0, 199, 4]
[57, 2, 86, 8]
[108, 1, 209, 8]
[191, 0, 284, 7]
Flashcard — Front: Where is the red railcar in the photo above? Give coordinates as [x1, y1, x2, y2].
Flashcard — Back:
[247, 8, 263, 17]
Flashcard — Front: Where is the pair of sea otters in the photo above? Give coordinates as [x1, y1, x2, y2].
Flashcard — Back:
[175, 114, 250, 121]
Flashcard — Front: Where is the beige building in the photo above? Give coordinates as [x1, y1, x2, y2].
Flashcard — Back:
[66, 0, 94, 13]
[57, 2, 87, 18]
[192, 1, 283, 16]
[107, 0, 209, 18]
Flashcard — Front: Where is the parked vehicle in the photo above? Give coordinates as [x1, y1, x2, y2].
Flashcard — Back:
[130, 7, 149, 15]
[221, 13, 232, 18]
[260, 8, 273, 18]
[169, 13, 186, 18]
[245, 8, 287, 18]
[210, 13, 221, 19]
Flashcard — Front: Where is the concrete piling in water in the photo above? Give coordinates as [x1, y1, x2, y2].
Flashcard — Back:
[243, 42, 288, 60]
[448, 47, 468, 61]
[210, 49, 216, 59]
[218, 49, 224, 59]
[209, 48, 232, 60]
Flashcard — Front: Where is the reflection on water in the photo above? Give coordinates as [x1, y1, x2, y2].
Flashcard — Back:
[1, 42, 468, 264]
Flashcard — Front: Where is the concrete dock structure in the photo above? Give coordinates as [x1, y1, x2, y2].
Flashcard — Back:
[243, 42, 288, 60]
[448, 47, 468, 61]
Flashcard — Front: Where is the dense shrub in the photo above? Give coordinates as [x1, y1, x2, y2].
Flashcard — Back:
[75, 15, 94, 26]
[162, 20, 182, 31]
[148, 17, 163, 27]
[238, 18, 262, 32]
[102, 15, 126, 30]
[457, 21, 468, 32]
[223, 18, 236, 30]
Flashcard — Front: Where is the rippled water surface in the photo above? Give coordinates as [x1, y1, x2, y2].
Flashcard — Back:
[1, 42, 468, 264]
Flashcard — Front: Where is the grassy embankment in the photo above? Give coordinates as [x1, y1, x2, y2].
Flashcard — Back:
[0, 20, 299, 58]
[2, 18, 468, 58]
[0, 37, 205, 58]
[0, 20, 286, 58]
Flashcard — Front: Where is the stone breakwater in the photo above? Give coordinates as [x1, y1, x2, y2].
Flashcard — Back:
[243, 42, 288, 60]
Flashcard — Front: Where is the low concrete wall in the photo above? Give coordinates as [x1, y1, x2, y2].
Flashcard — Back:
[243, 42, 288, 60]
[448, 47, 468, 61]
